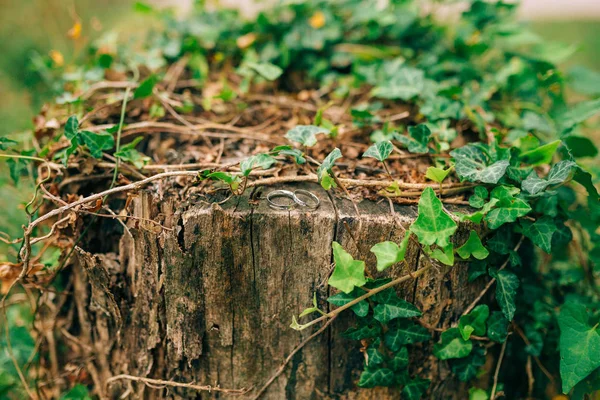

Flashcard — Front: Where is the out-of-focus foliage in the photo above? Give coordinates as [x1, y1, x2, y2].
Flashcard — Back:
[0, 0, 599, 399]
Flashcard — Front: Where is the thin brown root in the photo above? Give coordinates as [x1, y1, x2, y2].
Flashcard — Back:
[106, 374, 249, 395]
[490, 340, 507, 400]
[462, 236, 524, 316]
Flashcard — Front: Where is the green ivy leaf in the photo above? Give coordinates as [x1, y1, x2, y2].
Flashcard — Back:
[458, 305, 489, 340]
[558, 302, 600, 394]
[558, 98, 600, 133]
[370, 235, 410, 271]
[469, 387, 489, 400]
[384, 319, 431, 351]
[134, 75, 159, 99]
[316, 148, 342, 190]
[372, 66, 425, 101]
[450, 144, 509, 184]
[522, 160, 577, 195]
[366, 340, 386, 366]
[571, 367, 600, 400]
[199, 170, 241, 190]
[390, 347, 409, 371]
[114, 137, 150, 168]
[521, 174, 551, 196]
[373, 297, 422, 324]
[285, 125, 330, 147]
[0, 137, 18, 150]
[568, 65, 600, 97]
[425, 166, 452, 183]
[133, 1, 155, 13]
[521, 216, 556, 254]
[427, 243, 455, 266]
[79, 131, 115, 158]
[246, 61, 283, 81]
[401, 377, 430, 400]
[468, 260, 488, 282]
[522, 111, 554, 134]
[318, 148, 342, 175]
[240, 153, 276, 177]
[487, 311, 509, 343]
[492, 269, 519, 321]
[457, 231, 489, 260]
[343, 322, 381, 340]
[320, 174, 336, 190]
[410, 187, 458, 247]
[459, 195, 499, 224]
[60, 383, 92, 400]
[363, 140, 393, 162]
[358, 367, 396, 388]
[484, 186, 531, 229]
[396, 124, 432, 154]
[519, 140, 561, 166]
[328, 242, 367, 294]
[451, 346, 486, 382]
[573, 165, 599, 200]
[64, 115, 79, 140]
[299, 293, 320, 318]
[469, 186, 489, 209]
[565, 135, 599, 158]
[272, 145, 306, 164]
[6, 153, 31, 184]
[327, 289, 369, 317]
[433, 327, 473, 360]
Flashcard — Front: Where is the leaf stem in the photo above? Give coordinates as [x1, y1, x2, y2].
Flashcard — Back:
[110, 86, 132, 190]
[382, 160, 393, 180]
[462, 235, 524, 316]
[293, 263, 432, 331]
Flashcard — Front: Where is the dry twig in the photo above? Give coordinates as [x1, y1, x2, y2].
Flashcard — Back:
[106, 374, 249, 395]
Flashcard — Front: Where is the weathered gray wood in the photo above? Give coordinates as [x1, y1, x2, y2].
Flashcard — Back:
[72, 183, 484, 399]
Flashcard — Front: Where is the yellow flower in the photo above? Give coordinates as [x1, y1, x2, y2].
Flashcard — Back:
[67, 21, 82, 40]
[309, 11, 326, 29]
[49, 50, 64, 67]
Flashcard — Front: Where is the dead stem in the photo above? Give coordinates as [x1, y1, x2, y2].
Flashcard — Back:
[106, 374, 249, 395]
[79, 81, 137, 100]
[490, 340, 507, 400]
[294, 263, 432, 331]
[462, 235, 525, 316]
[248, 174, 473, 191]
[512, 323, 556, 385]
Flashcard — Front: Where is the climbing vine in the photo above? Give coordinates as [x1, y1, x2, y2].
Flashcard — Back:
[1, 0, 599, 399]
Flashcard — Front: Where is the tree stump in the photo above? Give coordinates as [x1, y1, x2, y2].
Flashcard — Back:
[70, 182, 483, 399]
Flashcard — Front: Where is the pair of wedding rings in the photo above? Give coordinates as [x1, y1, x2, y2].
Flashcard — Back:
[266, 189, 320, 210]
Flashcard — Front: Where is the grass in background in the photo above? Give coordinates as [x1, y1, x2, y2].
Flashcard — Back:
[0, 0, 131, 136]
[531, 21, 600, 70]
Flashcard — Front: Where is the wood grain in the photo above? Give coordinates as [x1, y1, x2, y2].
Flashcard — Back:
[71, 183, 483, 399]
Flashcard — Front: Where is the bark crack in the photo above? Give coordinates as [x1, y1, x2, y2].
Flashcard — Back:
[325, 190, 340, 396]
[412, 246, 422, 304]
[248, 187, 258, 297]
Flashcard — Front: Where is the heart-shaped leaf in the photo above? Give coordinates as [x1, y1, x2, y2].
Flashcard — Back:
[363, 140, 393, 162]
[328, 242, 366, 293]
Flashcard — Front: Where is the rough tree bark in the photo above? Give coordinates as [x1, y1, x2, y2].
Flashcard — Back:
[70, 182, 484, 399]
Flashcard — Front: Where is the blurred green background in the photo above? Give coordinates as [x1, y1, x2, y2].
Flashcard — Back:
[1, 1, 599, 137]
